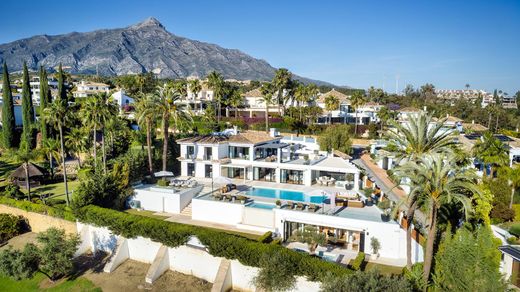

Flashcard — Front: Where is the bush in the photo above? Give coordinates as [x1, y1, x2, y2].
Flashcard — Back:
[4, 183, 25, 200]
[258, 231, 273, 243]
[0, 213, 26, 243]
[377, 200, 391, 210]
[0, 244, 40, 280]
[252, 250, 297, 292]
[37, 228, 80, 281]
[490, 203, 515, 223]
[350, 252, 365, 271]
[0, 197, 74, 221]
[321, 270, 413, 292]
[507, 236, 518, 244]
[157, 179, 169, 187]
[74, 205, 352, 281]
[509, 223, 520, 237]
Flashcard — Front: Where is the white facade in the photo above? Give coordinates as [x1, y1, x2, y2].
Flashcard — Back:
[29, 76, 58, 105]
[129, 185, 203, 213]
[73, 81, 110, 98]
[111, 89, 134, 108]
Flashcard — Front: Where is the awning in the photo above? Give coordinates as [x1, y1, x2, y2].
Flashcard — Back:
[220, 164, 251, 168]
[255, 142, 290, 149]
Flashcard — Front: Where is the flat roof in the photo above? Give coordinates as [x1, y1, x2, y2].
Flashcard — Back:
[499, 245, 520, 261]
[255, 142, 289, 149]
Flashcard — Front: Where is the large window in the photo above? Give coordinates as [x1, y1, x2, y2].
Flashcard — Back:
[186, 146, 195, 159]
[222, 167, 245, 179]
[205, 164, 213, 178]
[254, 167, 276, 182]
[187, 163, 195, 177]
[280, 169, 303, 185]
[229, 146, 249, 160]
[204, 147, 213, 160]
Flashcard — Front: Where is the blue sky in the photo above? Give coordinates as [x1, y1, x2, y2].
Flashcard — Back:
[1, 0, 519, 94]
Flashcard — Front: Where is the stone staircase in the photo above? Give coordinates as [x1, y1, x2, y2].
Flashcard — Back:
[180, 202, 192, 217]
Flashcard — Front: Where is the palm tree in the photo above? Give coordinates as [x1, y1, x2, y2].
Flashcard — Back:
[206, 71, 224, 123]
[350, 91, 365, 135]
[397, 153, 480, 283]
[11, 147, 40, 201]
[188, 79, 202, 111]
[65, 127, 88, 167]
[387, 111, 458, 269]
[136, 74, 146, 93]
[499, 165, 520, 209]
[43, 99, 71, 206]
[260, 82, 276, 132]
[135, 93, 160, 175]
[80, 97, 101, 168]
[324, 95, 339, 124]
[156, 83, 193, 171]
[228, 90, 243, 120]
[272, 68, 292, 114]
[41, 138, 60, 178]
[376, 106, 392, 133]
[472, 132, 509, 178]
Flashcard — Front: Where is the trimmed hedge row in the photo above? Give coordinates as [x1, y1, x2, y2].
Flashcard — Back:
[257, 231, 273, 243]
[350, 252, 365, 271]
[75, 205, 353, 281]
[0, 197, 75, 222]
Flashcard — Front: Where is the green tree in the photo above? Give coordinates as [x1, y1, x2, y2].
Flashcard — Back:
[252, 251, 297, 292]
[324, 95, 339, 124]
[43, 99, 72, 206]
[317, 124, 352, 154]
[433, 227, 507, 291]
[66, 127, 88, 167]
[289, 225, 326, 254]
[350, 91, 365, 135]
[21, 62, 35, 149]
[206, 71, 224, 123]
[396, 154, 481, 283]
[56, 63, 67, 101]
[272, 68, 292, 114]
[135, 93, 160, 175]
[39, 66, 51, 142]
[188, 79, 202, 101]
[321, 270, 412, 292]
[499, 165, 520, 209]
[260, 82, 276, 132]
[37, 228, 80, 281]
[472, 132, 509, 178]
[10, 147, 40, 200]
[377, 106, 392, 132]
[41, 138, 60, 178]
[156, 83, 192, 171]
[0, 244, 39, 280]
[1, 62, 16, 148]
[387, 112, 459, 269]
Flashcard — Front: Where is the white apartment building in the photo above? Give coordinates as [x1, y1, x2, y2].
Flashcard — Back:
[29, 76, 59, 105]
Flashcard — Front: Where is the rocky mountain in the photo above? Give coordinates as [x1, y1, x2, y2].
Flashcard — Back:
[0, 17, 334, 85]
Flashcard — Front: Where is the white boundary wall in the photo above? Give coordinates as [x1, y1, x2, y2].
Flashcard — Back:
[77, 222, 320, 291]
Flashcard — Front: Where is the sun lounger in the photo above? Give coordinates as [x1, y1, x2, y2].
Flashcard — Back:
[295, 202, 305, 211]
[285, 201, 295, 209]
[308, 204, 318, 212]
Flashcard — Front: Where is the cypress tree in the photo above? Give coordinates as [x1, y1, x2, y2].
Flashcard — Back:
[57, 63, 67, 101]
[21, 61, 35, 149]
[39, 66, 50, 141]
[1, 62, 15, 148]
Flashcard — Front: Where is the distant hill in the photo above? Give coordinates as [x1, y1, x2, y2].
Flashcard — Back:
[0, 17, 339, 86]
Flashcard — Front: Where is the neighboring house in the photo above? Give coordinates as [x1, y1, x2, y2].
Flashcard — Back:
[315, 89, 351, 120]
[237, 88, 279, 118]
[396, 106, 422, 123]
[435, 89, 488, 101]
[73, 81, 110, 98]
[502, 95, 518, 109]
[111, 89, 134, 108]
[184, 83, 214, 115]
[0, 96, 31, 127]
[499, 245, 520, 288]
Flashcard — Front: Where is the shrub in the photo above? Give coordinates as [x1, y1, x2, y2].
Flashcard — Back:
[258, 231, 273, 243]
[321, 270, 413, 292]
[0, 197, 74, 221]
[507, 236, 518, 244]
[157, 179, 169, 187]
[37, 228, 80, 281]
[370, 237, 381, 255]
[490, 203, 515, 222]
[509, 223, 520, 237]
[350, 252, 365, 271]
[377, 199, 391, 210]
[0, 244, 39, 280]
[74, 205, 352, 281]
[0, 213, 26, 243]
[252, 250, 297, 292]
[4, 183, 25, 200]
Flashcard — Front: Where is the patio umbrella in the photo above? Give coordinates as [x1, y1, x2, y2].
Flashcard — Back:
[154, 171, 174, 178]
[213, 176, 233, 185]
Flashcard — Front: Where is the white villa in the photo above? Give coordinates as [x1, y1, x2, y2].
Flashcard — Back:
[129, 128, 424, 265]
[29, 76, 59, 105]
[184, 84, 214, 115]
[316, 89, 381, 125]
[111, 89, 134, 108]
[73, 81, 110, 98]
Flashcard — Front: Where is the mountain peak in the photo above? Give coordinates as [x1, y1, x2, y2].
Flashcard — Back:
[130, 17, 165, 30]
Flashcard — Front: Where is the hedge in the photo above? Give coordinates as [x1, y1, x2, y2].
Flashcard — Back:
[257, 231, 273, 243]
[0, 197, 75, 222]
[75, 205, 353, 281]
[350, 252, 365, 271]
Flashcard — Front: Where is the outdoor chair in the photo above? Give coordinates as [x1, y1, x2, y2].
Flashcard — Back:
[285, 201, 295, 209]
[308, 204, 317, 212]
[295, 203, 305, 211]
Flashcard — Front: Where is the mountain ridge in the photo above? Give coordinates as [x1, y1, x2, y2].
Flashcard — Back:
[0, 17, 338, 87]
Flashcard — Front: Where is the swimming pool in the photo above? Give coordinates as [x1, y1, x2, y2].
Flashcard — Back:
[247, 202, 276, 210]
[245, 187, 325, 203]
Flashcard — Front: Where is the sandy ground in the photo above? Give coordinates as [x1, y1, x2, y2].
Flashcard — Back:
[0, 232, 38, 251]
[81, 258, 212, 292]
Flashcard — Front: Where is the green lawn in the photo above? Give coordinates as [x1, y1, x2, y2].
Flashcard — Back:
[0, 156, 17, 181]
[363, 262, 404, 275]
[30, 181, 81, 201]
[0, 272, 101, 292]
[125, 208, 171, 220]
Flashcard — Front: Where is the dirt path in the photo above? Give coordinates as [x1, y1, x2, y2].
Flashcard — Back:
[82, 259, 212, 292]
[0, 232, 38, 251]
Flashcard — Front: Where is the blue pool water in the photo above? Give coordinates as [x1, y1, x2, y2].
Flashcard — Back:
[247, 202, 276, 210]
[245, 187, 325, 203]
